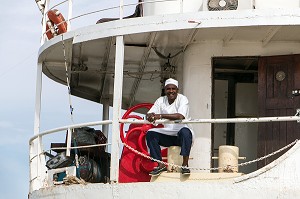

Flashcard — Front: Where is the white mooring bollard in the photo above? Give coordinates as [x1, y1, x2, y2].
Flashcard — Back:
[167, 146, 182, 172]
[212, 145, 246, 173]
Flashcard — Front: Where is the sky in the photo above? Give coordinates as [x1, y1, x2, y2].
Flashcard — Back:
[0, 1, 136, 198]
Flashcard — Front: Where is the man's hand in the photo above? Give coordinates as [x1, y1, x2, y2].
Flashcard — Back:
[147, 112, 184, 122]
[146, 112, 156, 122]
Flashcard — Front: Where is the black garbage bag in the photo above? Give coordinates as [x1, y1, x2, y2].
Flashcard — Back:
[72, 127, 96, 145]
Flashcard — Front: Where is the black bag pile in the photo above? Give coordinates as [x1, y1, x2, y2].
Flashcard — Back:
[72, 127, 97, 146]
[46, 151, 74, 169]
[45, 127, 107, 183]
[78, 155, 102, 183]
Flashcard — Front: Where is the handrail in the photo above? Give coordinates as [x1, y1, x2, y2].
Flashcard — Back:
[28, 114, 300, 190]
[47, 0, 68, 13]
[67, 0, 178, 22]
[29, 115, 300, 166]
[30, 115, 300, 144]
[40, 0, 179, 39]
[29, 143, 112, 162]
[120, 115, 300, 124]
[51, 143, 111, 150]
[29, 120, 112, 144]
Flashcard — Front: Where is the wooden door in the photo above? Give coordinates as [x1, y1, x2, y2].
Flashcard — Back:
[258, 54, 300, 168]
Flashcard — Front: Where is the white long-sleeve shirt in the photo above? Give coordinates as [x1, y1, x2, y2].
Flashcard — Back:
[147, 93, 194, 137]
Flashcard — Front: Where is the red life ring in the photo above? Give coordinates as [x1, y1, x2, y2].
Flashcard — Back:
[46, 9, 68, 39]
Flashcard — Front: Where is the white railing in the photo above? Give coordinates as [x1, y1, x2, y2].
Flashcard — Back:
[29, 113, 300, 191]
[39, 0, 263, 43]
[120, 115, 300, 124]
[29, 120, 112, 192]
[29, 120, 112, 144]
[39, 0, 180, 43]
[37, 0, 300, 43]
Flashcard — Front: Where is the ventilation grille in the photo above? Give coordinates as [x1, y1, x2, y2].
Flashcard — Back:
[208, 0, 238, 11]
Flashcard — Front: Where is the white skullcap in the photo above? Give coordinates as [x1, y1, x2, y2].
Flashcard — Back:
[165, 78, 178, 87]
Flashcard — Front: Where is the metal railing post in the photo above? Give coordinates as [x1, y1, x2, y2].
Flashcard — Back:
[41, 0, 50, 44]
[110, 35, 125, 183]
[180, 0, 183, 13]
[67, 0, 73, 31]
[30, 63, 47, 192]
[120, 0, 124, 19]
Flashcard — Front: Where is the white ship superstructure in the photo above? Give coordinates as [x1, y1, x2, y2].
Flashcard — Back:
[29, 0, 300, 198]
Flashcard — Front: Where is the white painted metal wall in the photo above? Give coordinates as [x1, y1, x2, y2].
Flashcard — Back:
[183, 43, 212, 171]
[255, 0, 300, 9]
[143, 0, 255, 15]
[143, 0, 204, 16]
[143, 0, 300, 16]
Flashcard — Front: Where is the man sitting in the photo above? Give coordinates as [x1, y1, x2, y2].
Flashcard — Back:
[146, 78, 193, 176]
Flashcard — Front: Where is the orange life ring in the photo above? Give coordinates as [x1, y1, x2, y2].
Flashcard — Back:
[45, 20, 55, 40]
[46, 9, 68, 39]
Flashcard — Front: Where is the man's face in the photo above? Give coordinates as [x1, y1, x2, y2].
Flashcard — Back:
[164, 84, 178, 102]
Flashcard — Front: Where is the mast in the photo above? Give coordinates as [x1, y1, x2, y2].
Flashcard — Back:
[110, 0, 124, 182]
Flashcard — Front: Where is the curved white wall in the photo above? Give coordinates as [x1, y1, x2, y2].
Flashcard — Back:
[255, 0, 299, 9]
[182, 43, 212, 171]
[143, 0, 203, 16]
[143, 0, 300, 16]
